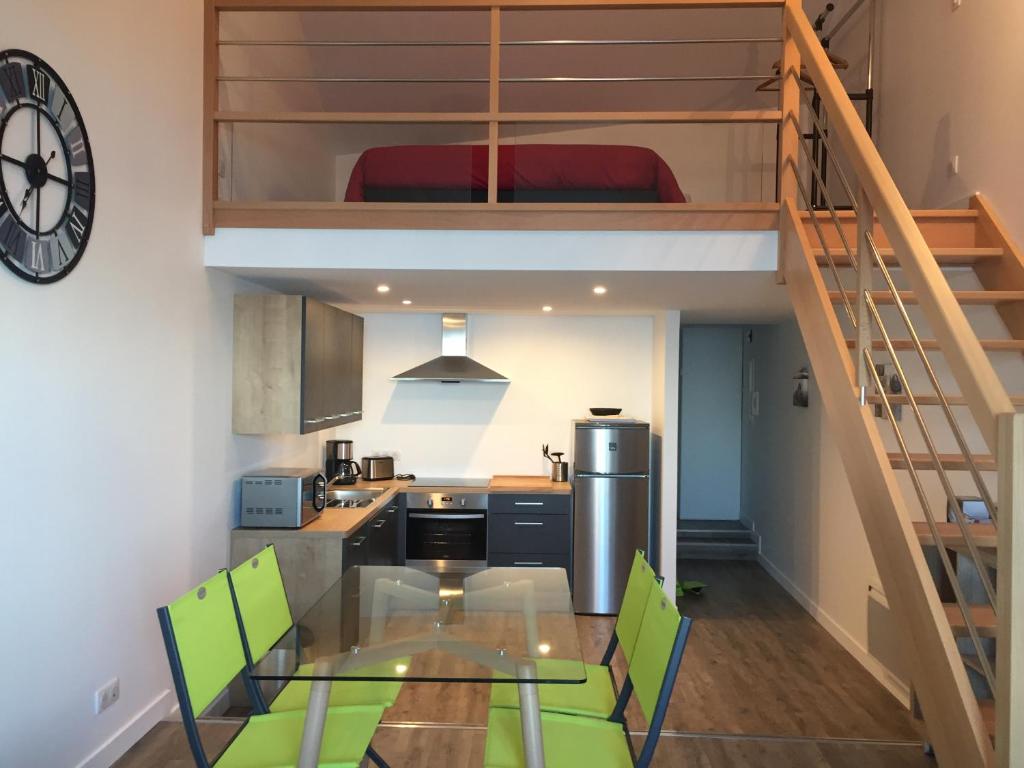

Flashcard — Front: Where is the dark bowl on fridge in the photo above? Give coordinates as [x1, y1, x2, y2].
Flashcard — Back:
[589, 407, 622, 416]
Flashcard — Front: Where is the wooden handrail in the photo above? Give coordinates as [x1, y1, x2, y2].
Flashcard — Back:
[212, 110, 782, 124]
[782, 3, 1014, 452]
[212, 0, 783, 9]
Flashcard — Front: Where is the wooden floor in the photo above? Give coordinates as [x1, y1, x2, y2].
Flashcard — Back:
[117, 560, 929, 767]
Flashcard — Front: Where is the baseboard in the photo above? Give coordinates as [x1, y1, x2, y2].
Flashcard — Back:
[757, 553, 911, 708]
[75, 689, 175, 768]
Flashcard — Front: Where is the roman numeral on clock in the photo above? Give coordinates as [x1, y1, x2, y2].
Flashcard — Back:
[28, 239, 46, 272]
[65, 207, 88, 248]
[0, 61, 25, 103]
[28, 65, 49, 102]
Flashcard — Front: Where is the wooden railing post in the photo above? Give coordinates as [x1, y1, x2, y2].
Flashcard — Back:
[855, 187, 874, 393]
[997, 412, 1024, 768]
[487, 7, 500, 205]
[776, 0, 801, 282]
[203, 0, 219, 235]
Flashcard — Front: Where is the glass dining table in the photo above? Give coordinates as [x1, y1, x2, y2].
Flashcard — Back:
[249, 565, 587, 768]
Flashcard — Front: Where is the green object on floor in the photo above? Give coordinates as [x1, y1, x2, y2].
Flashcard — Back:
[677, 579, 707, 598]
[488, 549, 657, 719]
[229, 545, 405, 711]
[157, 570, 386, 767]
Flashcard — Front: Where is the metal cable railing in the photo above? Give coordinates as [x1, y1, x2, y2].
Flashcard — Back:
[794, 92, 1001, 698]
[790, 161, 859, 326]
[863, 349, 997, 695]
[864, 233, 1001, 526]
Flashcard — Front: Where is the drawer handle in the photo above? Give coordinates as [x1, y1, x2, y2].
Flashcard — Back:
[373, 520, 386, 528]
[514, 501, 544, 507]
[513, 521, 544, 527]
[514, 561, 544, 566]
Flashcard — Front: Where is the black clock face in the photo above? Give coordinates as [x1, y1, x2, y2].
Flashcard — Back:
[0, 50, 94, 284]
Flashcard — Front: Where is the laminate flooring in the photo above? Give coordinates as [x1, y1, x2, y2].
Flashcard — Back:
[117, 560, 927, 767]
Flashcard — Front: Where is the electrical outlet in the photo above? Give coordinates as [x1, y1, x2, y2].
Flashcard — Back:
[950, 154, 960, 175]
[94, 678, 120, 714]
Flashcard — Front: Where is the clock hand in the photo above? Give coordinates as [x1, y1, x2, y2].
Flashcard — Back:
[18, 186, 34, 216]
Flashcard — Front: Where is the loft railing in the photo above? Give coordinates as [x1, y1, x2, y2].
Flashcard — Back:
[202, 0, 786, 233]
[778, 2, 1021, 767]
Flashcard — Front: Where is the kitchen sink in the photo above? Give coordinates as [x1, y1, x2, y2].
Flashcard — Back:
[324, 488, 386, 509]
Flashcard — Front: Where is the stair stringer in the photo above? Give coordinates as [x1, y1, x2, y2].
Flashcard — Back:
[780, 199, 994, 768]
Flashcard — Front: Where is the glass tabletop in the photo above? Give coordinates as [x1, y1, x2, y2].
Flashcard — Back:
[250, 566, 587, 685]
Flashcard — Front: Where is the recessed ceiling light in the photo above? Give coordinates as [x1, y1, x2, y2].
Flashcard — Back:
[593, 285, 607, 295]
[542, 305, 553, 312]
[402, 299, 412, 305]
[377, 284, 390, 294]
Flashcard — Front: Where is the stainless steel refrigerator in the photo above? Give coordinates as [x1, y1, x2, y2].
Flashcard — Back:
[571, 419, 651, 614]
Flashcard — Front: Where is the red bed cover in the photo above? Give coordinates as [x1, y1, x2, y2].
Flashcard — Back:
[344, 144, 687, 202]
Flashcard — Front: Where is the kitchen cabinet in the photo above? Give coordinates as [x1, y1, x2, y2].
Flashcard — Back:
[233, 294, 363, 434]
[488, 493, 572, 578]
[368, 502, 400, 566]
[343, 503, 400, 573]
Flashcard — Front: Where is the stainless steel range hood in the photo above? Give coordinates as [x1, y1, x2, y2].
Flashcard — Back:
[392, 313, 509, 383]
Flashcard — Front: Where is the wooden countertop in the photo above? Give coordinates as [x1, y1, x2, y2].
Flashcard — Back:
[232, 475, 571, 539]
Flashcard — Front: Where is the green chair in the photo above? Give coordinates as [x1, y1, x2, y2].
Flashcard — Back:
[228, 545, 406, 713]
[157, 571, 387, 768]
[483, 585, 694, 768]
[489, 549, 658, 720]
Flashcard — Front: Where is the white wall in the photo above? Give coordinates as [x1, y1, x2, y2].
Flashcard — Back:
[651, 311, 681, 593]
[827, 1, 1024, 243]
[0, 3, 329, 766]
[334, 313, 654, 476]
[679, 325, 743, 521]
[741, 321, 909, 703]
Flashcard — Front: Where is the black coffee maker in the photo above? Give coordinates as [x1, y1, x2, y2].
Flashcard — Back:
[325, 439, 361, 485]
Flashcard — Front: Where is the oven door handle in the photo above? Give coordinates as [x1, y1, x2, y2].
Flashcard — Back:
[408, 512, 486, 520]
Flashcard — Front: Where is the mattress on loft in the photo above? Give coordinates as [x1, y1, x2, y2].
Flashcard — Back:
[343, 144, 688, 203]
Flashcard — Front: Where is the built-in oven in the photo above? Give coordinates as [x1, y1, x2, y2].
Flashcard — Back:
[405, 492, 487, 573]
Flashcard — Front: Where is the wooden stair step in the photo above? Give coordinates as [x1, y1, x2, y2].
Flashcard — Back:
[867, 393, 1024, 406]
[830, 290, 1024, 305]
[888, 452, 997, 471]
[815, 247, 1003, 267]
[846, 338, 1024, 351]
[913, 522, 997, 549]
[943, 603, 997, 638]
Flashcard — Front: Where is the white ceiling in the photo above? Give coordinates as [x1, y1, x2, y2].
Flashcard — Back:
[220, 266, 792, 321]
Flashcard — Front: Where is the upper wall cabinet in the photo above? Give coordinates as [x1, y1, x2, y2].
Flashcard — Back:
[233, 295, 363, 435]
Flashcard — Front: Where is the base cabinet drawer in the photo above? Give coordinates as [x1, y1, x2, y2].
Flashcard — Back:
[488, 552, 570, 570]
[489, 513, 570, 554]
[490, 494, 570, 516]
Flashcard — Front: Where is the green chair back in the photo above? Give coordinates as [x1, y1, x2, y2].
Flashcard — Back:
[229, 546, 293, 663]
[613, 550, 658, 662]
[164, 571, 247, 716]
[628, 583, 682, 723]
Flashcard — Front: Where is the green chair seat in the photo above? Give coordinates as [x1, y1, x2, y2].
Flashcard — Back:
[483, 707, 633, 768]
[269, 661, 407, 713]
[215, 706, 385, 768]
[488, 660, 616, 719]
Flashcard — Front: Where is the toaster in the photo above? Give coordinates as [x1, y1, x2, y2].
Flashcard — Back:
[361, 456, 395, 481]
[240, 468, 326, 528]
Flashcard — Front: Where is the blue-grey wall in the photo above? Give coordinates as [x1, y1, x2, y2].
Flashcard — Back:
[679, 325, 744, 521]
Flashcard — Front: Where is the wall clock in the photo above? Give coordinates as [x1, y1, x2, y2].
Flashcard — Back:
[0, 49, 94, 284]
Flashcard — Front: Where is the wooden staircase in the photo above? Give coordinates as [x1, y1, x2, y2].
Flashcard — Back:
[777, 5, 1022, 767]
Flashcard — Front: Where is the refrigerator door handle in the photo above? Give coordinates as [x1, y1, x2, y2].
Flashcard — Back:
[573, 472, 650, 480]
